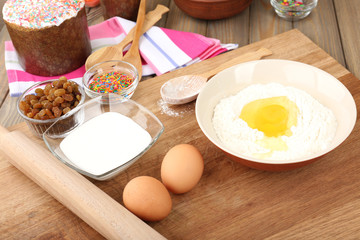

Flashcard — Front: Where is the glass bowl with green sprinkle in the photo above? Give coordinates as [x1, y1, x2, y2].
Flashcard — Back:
[83, 60, 139, 99]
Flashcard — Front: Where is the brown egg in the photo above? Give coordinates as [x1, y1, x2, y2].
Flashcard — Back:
[123, 176, 172, 222]
[161, 144, 204, 194]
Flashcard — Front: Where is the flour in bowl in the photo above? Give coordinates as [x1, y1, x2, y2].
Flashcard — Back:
[212, 83, 337, 161]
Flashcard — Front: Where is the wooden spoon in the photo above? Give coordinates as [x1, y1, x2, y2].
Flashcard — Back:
[122, 0, 146, 79]
[160, 48, 273, 105]
[85, 4, 169, 71]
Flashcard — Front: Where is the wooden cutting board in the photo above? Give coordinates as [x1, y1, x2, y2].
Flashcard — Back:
[1, 29, 360, 239]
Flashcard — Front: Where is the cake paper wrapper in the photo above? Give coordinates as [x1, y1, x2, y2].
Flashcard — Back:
[5, 16, 238, 97]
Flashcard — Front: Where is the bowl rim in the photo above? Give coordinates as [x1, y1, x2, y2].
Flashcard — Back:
[16, 79, 86, 124]
[43, 95, 165, 180]
[82, 60, 140, 97]
[195, 59, 357, 165]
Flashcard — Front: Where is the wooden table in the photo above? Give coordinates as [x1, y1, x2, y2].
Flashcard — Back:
[1, 0, 360, 239]
[1, 0, 360, 128]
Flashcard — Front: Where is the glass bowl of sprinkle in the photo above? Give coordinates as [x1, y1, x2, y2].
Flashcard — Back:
[83, 60, 139, 99]
[270, 0, 318, 21]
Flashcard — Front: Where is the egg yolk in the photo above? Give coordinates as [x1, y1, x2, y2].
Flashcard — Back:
[240, 96, 298, 137]
[240, 96, 299, 157]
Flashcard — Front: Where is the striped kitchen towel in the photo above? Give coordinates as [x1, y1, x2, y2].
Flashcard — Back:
[5, 16, 238, 97]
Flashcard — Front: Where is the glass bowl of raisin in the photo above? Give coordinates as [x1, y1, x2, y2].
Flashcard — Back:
[17, 77, 86, 138]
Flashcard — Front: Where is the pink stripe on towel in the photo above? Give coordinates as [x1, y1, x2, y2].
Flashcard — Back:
[89, 18, 127, 40]
[6, 66, 86, 84]
[161, 28, 215, 59]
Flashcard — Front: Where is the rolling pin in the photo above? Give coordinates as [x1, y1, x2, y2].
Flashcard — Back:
[0, 125, 165, 240]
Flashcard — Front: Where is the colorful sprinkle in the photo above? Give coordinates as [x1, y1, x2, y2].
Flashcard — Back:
[277, 0, 308, 17]
[89, 71, 134, 94]
[279, 0, 305, 7]
[3, 0, 84, 29]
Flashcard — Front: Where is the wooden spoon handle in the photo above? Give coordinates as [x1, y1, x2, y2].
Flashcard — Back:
[0, 125, 165, 240]
[126, 0, 146, 55]
[118, 4, 169, 49]
[200, 48, 273, 79]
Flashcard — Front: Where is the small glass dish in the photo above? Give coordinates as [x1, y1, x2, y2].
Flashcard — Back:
[270, 0, 318, 21]
[83, 60, 139, 99]
[43, 94, 164, 181]
[17, 79, 86, 138]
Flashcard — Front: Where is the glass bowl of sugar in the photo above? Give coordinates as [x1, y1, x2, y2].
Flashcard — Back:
[43, 94, 164, 181]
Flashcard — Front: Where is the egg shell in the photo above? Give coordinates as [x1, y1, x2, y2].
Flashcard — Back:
[123, 176, 172, 222]
[161, 144, 204, 194]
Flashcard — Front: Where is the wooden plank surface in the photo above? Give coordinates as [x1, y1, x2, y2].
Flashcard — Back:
[1, 0, 358, 127]
[334, 0, 360, 79]
[1, 29, 360, 239]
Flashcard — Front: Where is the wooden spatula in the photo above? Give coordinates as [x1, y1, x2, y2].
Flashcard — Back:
[85, 3, 168, 71]
[121, 0, 146, 79]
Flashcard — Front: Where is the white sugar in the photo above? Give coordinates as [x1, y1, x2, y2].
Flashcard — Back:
[60, 112, 152, 176]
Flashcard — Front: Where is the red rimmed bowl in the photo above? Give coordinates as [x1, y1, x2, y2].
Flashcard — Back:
[174, 0, 253, 20]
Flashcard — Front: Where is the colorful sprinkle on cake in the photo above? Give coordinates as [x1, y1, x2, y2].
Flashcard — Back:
[2, 0, 85, 29]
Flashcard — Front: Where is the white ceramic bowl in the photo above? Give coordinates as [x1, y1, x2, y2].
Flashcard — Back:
[195, 59, 357, 171]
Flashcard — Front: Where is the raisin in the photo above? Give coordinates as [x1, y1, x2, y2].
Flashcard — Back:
[53, 101, 59, 107]
[39, 96, 47, 102]
[35, 88, 44, 97]
[47, 93, 56, 101]
[30, 99, 38, 105]
[49, 88, 57, 95]
[24, 94, 37, 104]
[27, 112, 34, 118]
[31, 108, 40, 116]
[54, 89, 66, 97]
[33, 102, 43, 109]
[52, 107, 62, 118]
[45, 109, 53, 117]
[63, 93, 74, 102]
[52, 80, 59, 88]
[40, 115, 49, 120]
[58, 79, 67, 88]
[44, 84, 52, 95]
[54, 96, 64, 104]
[63, 107, 71, 114]
[38, 109, 46, 117]
[19, 101, 30, 112]
[63, 81, 71, 89]
[44, 102, 53, 110]
[66, 85, 73, 93]
[59, 76, 67, 81]
[61, 102, 71, 108]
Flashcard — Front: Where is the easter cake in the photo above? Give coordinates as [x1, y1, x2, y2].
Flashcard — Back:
[2, 0, 91, 76]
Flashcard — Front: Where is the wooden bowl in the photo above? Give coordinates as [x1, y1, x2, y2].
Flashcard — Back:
[174, 0, 253, 20]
